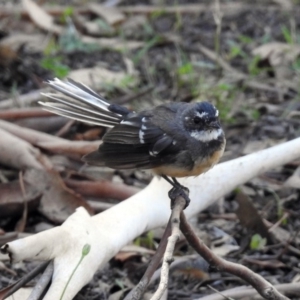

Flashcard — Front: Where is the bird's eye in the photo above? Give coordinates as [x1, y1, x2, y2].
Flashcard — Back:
[193, 116, 201, 124]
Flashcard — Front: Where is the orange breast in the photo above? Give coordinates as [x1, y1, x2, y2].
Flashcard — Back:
[152, 145, 225, 178]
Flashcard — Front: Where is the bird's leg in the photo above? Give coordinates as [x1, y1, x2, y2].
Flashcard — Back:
[161, 176, 190, 209]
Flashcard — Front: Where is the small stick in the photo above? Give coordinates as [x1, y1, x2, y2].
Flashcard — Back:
[150, 195, 186, 300]
[180, 212, 289, 300]
[0, 108, 53, 119]
[198, 282, 300, 300]
[125, 219, 172, 300]
[28, 261, 54, 300]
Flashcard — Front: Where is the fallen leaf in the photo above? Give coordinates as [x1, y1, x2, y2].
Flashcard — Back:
[0, 261, 17, 276]
[75, 14, 116, 36]
[243, 257, 286, 269]
[235, 190, 274, 244]
[0, 45, 18, 66]
[81, 36, 144, 51]
[22, 0, 62, 34]
[0, 128, 44, 170]
[89, 4, 125, 26]
[64, 179, 140, 200]
[0, 180, 40, 219]
[284, 166, 300, 188]
[253, 43, 300, 66]
[252, 42, 300, 86]
[0, 34, 48, 53]
[68, 59, 138, 88]
[24, 169, 94, 223]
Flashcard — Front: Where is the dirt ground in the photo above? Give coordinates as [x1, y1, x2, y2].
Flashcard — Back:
[0, 0, 300, 299]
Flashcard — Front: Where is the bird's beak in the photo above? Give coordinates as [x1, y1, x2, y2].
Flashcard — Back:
[207, 120, 221, 129]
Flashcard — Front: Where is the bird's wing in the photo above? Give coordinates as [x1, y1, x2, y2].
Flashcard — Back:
[83, 114, 180, 169]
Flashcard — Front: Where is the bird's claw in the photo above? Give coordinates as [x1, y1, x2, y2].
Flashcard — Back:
[168, 186, 190, 209]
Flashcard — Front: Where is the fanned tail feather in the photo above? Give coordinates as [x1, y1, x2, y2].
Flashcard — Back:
[39, 78, 126, 127]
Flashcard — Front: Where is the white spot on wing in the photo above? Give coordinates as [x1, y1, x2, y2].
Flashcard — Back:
[121, 120, 135, 125]
[215, 109, 219, 117]
[139, 129, 145, 144]
[190, 128, 222, 142]
[149, 150, 158, 156]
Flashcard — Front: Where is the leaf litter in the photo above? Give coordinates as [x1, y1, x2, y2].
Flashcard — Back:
[0, 0, 300, 299]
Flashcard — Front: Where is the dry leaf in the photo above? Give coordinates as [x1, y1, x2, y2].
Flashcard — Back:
[0, 128, 44, 170]
[0, 45, 18, 66]
[81, 36, 144, 51]
[68, 60, 138, 87]
[0, 181, 40, 219]
[0, 34, 48, 52]
[272, 0, 293, 10]
[235, 191, 273, 243]
[252, 42, 300, 86]
[24, 169, 94, 223]
[284, 166, 300, 188]
[89, 4, 125, 26]
[75, 14, 116, 36]
[253, 42, 300, 67]
[243, 257, 286, 269]
[0, 261, 17, 276]
[22, 0, 62, 34]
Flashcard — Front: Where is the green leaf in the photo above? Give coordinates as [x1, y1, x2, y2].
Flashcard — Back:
[250, 234, 267, 250]
[238, 34, 253, 44]
[177, 62, 193, 75]
[281, 25, 293, 44]
[60, 6, 74, 23]
[40, 57, 70, 78]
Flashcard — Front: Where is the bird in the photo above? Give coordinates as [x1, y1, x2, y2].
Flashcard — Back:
[40, 78, 226, 206]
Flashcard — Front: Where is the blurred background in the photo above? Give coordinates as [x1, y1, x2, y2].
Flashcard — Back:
[0, 0, 300, 299]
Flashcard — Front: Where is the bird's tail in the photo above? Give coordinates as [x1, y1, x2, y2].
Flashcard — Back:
[40, 78, 130, 128]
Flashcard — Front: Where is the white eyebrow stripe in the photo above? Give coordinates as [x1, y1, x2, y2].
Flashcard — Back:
[196, 111, 208, 118]
[190, 128, 222, 142]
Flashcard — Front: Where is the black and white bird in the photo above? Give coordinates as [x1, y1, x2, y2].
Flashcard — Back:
[40, 78, 226, 199]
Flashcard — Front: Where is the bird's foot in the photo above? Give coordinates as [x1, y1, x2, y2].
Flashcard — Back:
[168, 185, 190, 209]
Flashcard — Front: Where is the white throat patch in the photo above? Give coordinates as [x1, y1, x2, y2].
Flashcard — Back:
[190, 128, 222, 142]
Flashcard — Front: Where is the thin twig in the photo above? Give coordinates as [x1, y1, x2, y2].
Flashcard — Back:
[16, 171, 28, 233]
[0, 3, 290, 19]
[64, 179, 140, 201]
[0, 108, 53, 119]
[212, 0, 223, 64]
[179, 212, 289, 300]
[28, 261, 54, 300]
[198, 282, 300, 300]
[1, 261, 50, 299]
[150, 195, 186, 300]
[0, 90, 47, 109]
[125, 218, 172, 300]
[196, 44, 290, 96]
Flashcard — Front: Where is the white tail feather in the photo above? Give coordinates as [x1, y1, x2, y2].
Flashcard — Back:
[40, 78, 123, 127]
